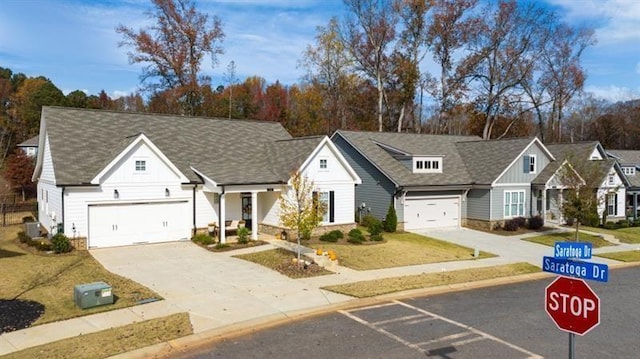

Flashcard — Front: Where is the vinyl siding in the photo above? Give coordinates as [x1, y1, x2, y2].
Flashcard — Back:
[194, 188, 218, 227]
[467, 189, 491, 220]
[37, 181, 62, 234]
[40, 134, 55, 183]
[260, 191, 281, 226]
[493, 186, 532, 219]
[332, 134, 396, 221]
[496, 142, 552, 184]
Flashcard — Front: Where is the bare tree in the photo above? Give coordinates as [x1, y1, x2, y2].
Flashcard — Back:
[341, 0, 398, 132]
[117, 0, 224, 116]
[224, 60, 238, 119]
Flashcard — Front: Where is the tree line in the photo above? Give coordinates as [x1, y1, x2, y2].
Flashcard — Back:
[1, 0, 639, 172]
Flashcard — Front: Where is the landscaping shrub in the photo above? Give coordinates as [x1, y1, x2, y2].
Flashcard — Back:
[319, 230, 343, 243]
[581, 210, 600, 227]
[347, 228, 365, 244]
[604, 221, 617, 230]
[384, 203, 397, 232]
[528, 215, 544, 230]
[237, 227, 250, 244]
[361, 214, 378, 228]
[17, 231, 30, 244]
[634, 219, 640, 227]
[513, 217, 526, 228]
[503, 219, 520, 231]
[370, 233, 384, 242]
[51, 233, 72, 253]
[22, 216, 34, 223]
[192, 233, 214, 246]
[565, 217, 575, 226]
[618, 220, 630, 228]
[367, 218, 383, 236]
[301, 228, 312, 241]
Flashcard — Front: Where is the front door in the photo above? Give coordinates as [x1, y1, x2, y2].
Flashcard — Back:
[241, 194, 252, 230]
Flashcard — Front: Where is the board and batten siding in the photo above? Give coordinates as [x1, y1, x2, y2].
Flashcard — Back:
[466, 189, 491, 220]
[63, 141, 193, 238]
[332, 134, 396, 221]
[194, 189, 218, 228]
[37, 134, 63, 234]
[496, 141, 552, 184]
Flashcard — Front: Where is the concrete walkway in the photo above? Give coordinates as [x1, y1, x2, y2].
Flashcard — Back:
[1, 227, 636, 357]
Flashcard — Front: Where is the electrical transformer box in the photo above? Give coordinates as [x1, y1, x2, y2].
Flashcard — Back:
[74, 282, 113, 309]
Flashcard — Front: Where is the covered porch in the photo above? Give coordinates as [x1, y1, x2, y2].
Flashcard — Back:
[202, 184, 284, 244]
[626, 190, 639, 220]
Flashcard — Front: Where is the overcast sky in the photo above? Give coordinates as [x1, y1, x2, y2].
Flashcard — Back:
[1, 0, 638, 102]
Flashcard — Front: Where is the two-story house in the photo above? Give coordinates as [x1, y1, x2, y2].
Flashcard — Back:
[607, 149, 640, 220]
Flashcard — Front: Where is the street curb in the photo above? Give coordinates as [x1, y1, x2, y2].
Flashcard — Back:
[108, 271, 555, 359]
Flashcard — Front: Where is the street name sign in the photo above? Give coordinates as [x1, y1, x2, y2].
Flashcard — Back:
[545, 276, 600, 336]
[554, 242, 592, 259]
[542, 256, 608, 282]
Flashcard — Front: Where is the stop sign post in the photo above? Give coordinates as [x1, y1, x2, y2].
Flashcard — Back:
[545, 276, 600, 336]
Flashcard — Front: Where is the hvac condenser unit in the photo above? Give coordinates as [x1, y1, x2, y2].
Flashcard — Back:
[74, 281, 114, 309]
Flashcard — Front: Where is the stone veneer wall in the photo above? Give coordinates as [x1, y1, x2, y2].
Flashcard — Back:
[464, 218, 502, 231]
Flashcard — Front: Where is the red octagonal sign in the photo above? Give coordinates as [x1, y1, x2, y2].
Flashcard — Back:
[545, 276, 600, 336]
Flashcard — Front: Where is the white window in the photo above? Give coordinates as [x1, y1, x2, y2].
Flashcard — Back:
[319, 159, 327, 170]
[504, 190, 525, 218]
[623, 167, 635, 176]
[529, 155, 536, 173]
[607, 194, 617, 216]
[608, 175, 614, 185]
[135, 160, 146, 172]
[413, 157, 443, 173]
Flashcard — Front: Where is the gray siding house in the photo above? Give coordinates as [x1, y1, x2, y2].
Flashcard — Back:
[332, 130, 555, 230]
[607, 150, 640, 220]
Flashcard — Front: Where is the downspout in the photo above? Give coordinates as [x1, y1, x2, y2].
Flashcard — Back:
[61, 186, 65, 235]
[192, 185, 197, 236]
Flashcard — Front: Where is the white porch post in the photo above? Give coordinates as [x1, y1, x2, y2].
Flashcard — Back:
[220, 193, 226, 244]
[558, 190, 564, 223]
[634, 193, 638, 221]
[542, 189, 547, 221]
[251, 191, 258, 240]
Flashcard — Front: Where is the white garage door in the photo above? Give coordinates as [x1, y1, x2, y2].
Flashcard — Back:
[404, 197, 459, 230]
[89, 201, 191, 248]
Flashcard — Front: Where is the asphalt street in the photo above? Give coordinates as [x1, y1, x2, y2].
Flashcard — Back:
[172, 266, 640, 359]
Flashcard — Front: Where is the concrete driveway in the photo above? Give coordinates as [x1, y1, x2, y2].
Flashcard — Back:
[90, 241, 351, 333]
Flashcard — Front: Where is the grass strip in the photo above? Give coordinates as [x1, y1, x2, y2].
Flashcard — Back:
[3, 312, 192, 359]
[523, 231, 613, 248]
[581, 226, 640, 244]
[596, 250, 640, 262]
[323, 263, 540, 298]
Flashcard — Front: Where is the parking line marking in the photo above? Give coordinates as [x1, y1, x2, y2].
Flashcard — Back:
[339, 310, 424, 352]
[346, 302, 398, 313]
[405, 317, 437, 325]
[452, 335, 487, 346]
[393, 300, 543, 359]
[372, 314, 431, 326]
[414, 332, 473, 347]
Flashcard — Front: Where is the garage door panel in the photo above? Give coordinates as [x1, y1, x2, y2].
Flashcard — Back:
[405, 197, 459, 230]
[89, 201, 190, 248]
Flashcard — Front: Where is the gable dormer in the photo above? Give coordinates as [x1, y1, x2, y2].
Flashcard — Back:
[589, 147, 603, 160]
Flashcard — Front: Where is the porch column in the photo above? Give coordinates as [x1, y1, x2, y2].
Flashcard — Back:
[219, 193, 226, 244]
[558, 190, 564, 223]
[542, 189, 547, 221]
[251, 191, 258, 240]
[634, 193, 638, 221]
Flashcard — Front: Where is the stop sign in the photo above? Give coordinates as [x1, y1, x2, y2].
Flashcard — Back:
[545, 276, 600, 335]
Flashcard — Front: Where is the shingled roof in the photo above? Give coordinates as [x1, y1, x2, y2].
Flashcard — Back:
[607, 149, 640, 188]
[542, 142, 619, 187]
[40, 106, 317, 186]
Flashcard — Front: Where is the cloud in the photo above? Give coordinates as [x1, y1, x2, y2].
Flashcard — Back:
[585, 84, 640, 102]
[547, 0, 640, 44]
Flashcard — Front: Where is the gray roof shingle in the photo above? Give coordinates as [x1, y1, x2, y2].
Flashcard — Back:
[608, 149, 640, 187]
[42, 106, 313, 186]
[542, 142, 618, 186]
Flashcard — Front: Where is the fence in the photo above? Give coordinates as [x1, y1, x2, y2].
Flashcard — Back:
[1, 202, 37, 226]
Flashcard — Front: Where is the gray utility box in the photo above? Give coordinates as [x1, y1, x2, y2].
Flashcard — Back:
[74, 282, 114, 309]
[24, 222, 40, 238]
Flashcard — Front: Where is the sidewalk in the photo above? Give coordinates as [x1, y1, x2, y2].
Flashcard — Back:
[1, 227, 634, 357]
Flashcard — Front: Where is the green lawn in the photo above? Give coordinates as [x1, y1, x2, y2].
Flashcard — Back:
[310, 231, 494, 271]
[581, 226, 640, 244]
[323, 263, 540, 298]
[523, 231, 614, 248]
[596, 250, 640, 262]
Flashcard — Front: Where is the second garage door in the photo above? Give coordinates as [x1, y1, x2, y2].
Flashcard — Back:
[404, 197, 459, 230]
[88, 201, 191, 248]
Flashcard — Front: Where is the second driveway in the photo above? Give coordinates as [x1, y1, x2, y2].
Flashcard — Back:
[90, 241, 351, 333]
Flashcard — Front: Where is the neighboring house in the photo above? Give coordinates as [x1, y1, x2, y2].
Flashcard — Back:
[32, 107, 361, 248]
[606, 149, 640, 220]
[544, 142, 627, 223]
[17, 135, 39, 157]
[331, 130, 555, 230]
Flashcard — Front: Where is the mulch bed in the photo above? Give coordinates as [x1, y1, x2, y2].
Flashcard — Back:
[0, 299, 45, 334]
